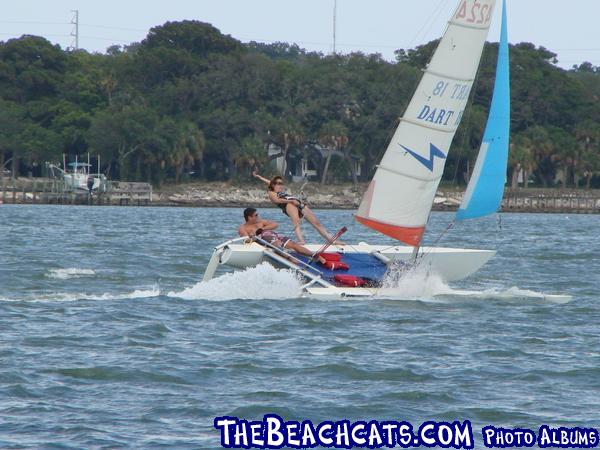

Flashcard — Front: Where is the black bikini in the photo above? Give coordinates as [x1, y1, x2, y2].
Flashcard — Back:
[277, 192, 304, 218]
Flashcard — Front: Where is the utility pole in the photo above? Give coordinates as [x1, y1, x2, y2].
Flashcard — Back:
[332, 0, 337, 54]
[70, 10, 79, 50]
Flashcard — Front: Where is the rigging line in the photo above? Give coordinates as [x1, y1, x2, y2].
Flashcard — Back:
[407, 0, 452, 50]
[414, 221, 455, 265]
[419, 29, 490, 260]
[339, 0, 451, 172]
[421, 41, 492, 256]
[364, 1, 456, 169]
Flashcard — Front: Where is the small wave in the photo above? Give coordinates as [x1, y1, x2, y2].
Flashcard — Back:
[0, 287, 160, 303]
[52, 366, 189, 384]
[440, 286, 573, 303]
[167, 263, 303, 301]
[46, 268, 96, 280]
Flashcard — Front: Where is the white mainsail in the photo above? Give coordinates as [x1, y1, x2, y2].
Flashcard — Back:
[356, 0, 496, 246]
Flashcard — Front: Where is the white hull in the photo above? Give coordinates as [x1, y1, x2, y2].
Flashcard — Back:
[203, 238, 495, 298]
[219, 241, 494, 282]
[63, 173, 103, 191]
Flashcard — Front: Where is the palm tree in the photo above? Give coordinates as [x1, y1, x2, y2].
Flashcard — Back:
[270, 117, 305, 178]
[575, 120, 600, 189]
[318, 121, 348, 185]
[547, 127, 577, 188]
[232, 135, 268, 178]
[169, 122, 205, 184]
[509, 133, 536, 188]
[522, 126, 554, 187]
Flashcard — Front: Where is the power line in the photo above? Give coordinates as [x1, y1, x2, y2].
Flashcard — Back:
[0, 20, 68, 25]
[79, 35, 137, 43]
[0, 32, 70, 38]
[79, 23, 147, 33]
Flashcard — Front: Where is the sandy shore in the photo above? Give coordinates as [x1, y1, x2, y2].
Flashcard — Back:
[154, 182, 600, 214]
[155, 181, 462, 210]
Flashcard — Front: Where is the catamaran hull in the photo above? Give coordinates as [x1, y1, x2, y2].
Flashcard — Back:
[210, 241, 494, 283]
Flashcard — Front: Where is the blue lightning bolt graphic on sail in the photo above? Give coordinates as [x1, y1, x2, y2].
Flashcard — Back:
[400, 143, 447, 172]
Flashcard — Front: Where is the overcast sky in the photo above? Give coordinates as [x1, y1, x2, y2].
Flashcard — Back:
[1, 1, 598, 69]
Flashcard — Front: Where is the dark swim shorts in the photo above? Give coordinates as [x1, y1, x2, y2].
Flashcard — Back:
[259, 230, 291, 247]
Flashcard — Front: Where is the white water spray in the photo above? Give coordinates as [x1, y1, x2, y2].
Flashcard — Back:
[167, 263, 303, 301]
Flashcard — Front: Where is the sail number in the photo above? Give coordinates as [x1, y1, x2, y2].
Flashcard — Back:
[417, 81, 471, 127]
[432, 81, 470, 100]
[455, 0, 493, 25]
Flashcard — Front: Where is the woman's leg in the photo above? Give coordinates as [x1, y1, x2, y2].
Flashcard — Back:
[285, 203, 305, 244]
[302, 206, 335, 241]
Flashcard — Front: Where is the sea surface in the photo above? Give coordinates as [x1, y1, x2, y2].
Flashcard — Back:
[0, 205, 598, 449]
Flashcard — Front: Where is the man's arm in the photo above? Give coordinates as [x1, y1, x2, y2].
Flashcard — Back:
[260, 220, 278, 231]
[238, 224, 249, 237]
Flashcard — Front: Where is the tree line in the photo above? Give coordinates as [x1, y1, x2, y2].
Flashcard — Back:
[0, 20, 598, 188]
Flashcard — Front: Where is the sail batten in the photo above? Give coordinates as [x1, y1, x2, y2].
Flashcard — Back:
[399, 118, 460, 134]
[451, 21, 496, 30]
[423, 70, 474, 83]
[378, 164, 442, 182]
[356, 0, 497, 246]
[456, 0, 509, 221]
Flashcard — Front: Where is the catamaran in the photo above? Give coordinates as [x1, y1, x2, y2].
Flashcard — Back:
[203, 0, 509, 298]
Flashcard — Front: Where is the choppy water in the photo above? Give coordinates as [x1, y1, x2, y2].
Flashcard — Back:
[0, 205, 598, 449]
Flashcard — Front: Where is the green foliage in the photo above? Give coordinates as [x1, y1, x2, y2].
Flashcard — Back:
[0, 21, 599, 187]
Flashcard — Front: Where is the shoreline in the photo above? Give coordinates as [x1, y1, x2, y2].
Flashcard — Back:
[2, 179, 600, 214]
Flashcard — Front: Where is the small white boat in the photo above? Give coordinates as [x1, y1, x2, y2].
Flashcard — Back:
[48, 154, 107, 192]
[204, 0, 508, 298]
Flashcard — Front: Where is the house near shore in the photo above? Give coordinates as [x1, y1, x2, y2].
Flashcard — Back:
[267, 142, 362, 183]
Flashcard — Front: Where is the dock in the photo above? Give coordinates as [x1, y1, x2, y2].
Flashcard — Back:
[0, 178, 152, 206]
[502, 188, 600, 214]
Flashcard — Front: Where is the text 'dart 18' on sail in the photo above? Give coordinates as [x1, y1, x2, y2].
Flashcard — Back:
[356, 0, 497, 246]
[456, 0, 509, 220]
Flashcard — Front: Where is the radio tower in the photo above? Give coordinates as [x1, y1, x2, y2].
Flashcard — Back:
[70, 10, 79, 50]
[332, 0, 337, 54]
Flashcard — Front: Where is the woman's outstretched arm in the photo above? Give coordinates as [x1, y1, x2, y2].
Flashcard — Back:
[252, 171, 270, 185]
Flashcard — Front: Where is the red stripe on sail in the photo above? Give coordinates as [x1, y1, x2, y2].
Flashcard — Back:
[355, 215, 425, 247]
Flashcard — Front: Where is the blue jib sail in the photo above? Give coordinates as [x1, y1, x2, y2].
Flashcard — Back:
[456, 0, 510, 221]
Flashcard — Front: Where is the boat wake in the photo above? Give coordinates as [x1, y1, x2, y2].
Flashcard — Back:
[167, 263, 303, 301]
[354, 265, 572, 303]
